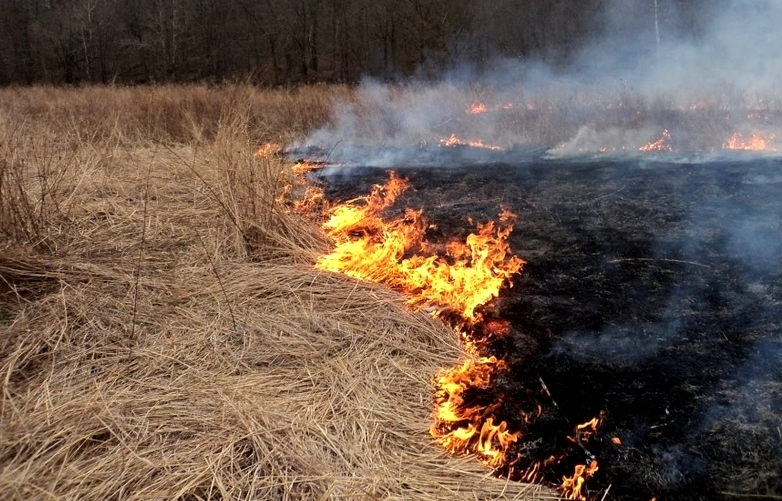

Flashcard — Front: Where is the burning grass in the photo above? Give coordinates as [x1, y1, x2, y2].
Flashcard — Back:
[0, 85, 550, 500]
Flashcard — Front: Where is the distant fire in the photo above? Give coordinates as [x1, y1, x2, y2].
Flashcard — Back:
[468, 102, 488, 115]
[466, 102, 514, 114]
[723, 132, 776, 151]
[639, 129, 673, 152]
[440, 134, 503, 151]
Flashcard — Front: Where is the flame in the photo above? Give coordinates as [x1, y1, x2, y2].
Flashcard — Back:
[439, 134, 504, 151]
[559, 418, 601, 499]
[570, 417, 600, 442]
[468, 102, 488, 115]
[467, 102, 514, 114]
[255, 142, 282, 158]
[315, 172, 523, 322]
[431, 357, 520, 467]
[639, 129, 673, 152]
[303, 169, 605, 495]
[274, 159, 330, 210]
[307, 171, 524, 472]
[723, 132, 776, 151]
[292, 186, 327, 214]
[292, 160, 328, 175]
[561, 460, 599, 500]
[688, 100, 716, 111]
[611, 436, 622, 446]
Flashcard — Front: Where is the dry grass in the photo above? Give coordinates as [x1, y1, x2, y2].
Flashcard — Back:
[0, 85, 553, 500]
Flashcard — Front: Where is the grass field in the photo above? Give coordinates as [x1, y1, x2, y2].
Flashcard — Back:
[0, 85, 550, 501]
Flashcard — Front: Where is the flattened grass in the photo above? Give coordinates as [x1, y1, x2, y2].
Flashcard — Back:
[0, 85, 550, 501]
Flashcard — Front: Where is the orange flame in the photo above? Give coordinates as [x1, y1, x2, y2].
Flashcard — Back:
[307, 171, 524, 472]
[255, 142, 282, 158]
[561, 460, 599, 500]
[468, 102, 488, 115]
[439, 134, 504, 151]
[431, 357, 520, 467]
[467, 102, 515, 114]
[315, 172, 523, 322]
[569, 417, 600, 443]
[639, 129, 673, 152]
[560, 418, 601, 499]
[723, 132, 776, 151]
[275, 159, 330, 210]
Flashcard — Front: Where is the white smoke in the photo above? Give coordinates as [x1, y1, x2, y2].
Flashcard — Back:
[296, 0, 782, 163]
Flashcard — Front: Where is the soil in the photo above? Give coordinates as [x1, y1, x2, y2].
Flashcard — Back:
[313, 152, 782, 501]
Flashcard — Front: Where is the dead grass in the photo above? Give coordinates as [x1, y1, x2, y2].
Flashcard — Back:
[0, 85, 553, 500]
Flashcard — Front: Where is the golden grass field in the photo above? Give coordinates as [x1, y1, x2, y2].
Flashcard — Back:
[0, 85, 553, 501]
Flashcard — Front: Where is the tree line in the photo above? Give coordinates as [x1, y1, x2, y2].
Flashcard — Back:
[0, 0, 712, 86]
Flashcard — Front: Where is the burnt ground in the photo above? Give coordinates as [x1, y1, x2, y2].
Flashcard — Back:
[312, 152, 782, 501]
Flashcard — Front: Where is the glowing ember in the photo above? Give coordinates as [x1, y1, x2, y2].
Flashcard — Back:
[723, 132, 776, 151]
[639, 129, 673, 152]
[439, 134, 504, 151]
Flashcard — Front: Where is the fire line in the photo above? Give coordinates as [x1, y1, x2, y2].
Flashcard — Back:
[290, 166, 603, 500]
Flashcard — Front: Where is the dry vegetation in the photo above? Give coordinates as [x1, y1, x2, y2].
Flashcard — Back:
[0, 85, 552, 501]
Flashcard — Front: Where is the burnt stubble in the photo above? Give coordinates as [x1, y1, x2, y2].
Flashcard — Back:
[317, 156, 782, 501]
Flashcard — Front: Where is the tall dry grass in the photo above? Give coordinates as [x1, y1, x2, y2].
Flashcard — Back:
[0, 85, 552, 500]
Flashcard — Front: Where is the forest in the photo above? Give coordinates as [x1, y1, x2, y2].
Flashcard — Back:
[0, 0, 715, 86]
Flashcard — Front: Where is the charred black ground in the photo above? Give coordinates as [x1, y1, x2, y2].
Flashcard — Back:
[310, 153, 782, 501]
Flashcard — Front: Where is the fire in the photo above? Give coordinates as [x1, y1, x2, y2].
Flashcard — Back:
[560, 418, 601, 499]
[561, 460, 599, 500]
[432, 357, 520, 467]
[305, 170, 525, 471]
[439, 134, 504, 151]
[292, 160, 328, 175]
[569, 417, 600, 443]
[314, 172, 523, 322]
[723, 132, 776, 151]
[467, 102, 514, 114]
[275, 159, 330, 210]
[468, 102, 488, 114]
[292, 186, 327, 214]
[639, 129, 673, 152]
[300, 168, 608, 497]
[255, 142, 282, 158]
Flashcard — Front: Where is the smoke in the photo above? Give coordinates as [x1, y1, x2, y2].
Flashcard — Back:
[295, 0, 782, 163]
[596, 0, 782, 100]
